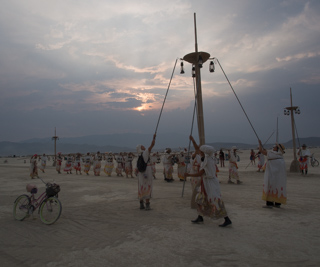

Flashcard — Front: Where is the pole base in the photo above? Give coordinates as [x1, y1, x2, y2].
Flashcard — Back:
[289, 159, 300, 173]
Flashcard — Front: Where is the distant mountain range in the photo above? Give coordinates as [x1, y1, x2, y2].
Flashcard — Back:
[0, 134, 319, 157]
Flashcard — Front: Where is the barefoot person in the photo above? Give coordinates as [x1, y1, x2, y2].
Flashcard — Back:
[136, 134, 156, 210]
[185, 136, 232, 227]
[258, 140, 287, 208]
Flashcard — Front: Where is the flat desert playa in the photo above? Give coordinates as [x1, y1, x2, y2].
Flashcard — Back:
[0, 148, 320, 267]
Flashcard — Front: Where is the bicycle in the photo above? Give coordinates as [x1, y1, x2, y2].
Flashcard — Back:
[13, 178, 62, 225]
[311, 153, 319, 167]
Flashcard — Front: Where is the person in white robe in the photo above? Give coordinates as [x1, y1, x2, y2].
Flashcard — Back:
[228, 146, 242, 184]
[93, 151, 102, 176]
[104, 152, 114, 176]
[83, 152, 92, 175]
[39, 153, 47, 173]
[177, 150, 187, 181]
[150, 152, 157, 179]
[29, 154, 39, 179]
[256, 151, 265, 172]
[297, 144, 311, 175]
[63, 154, 73, 174]
[163, 148, 174, 182]
[74, 153, 82, 175]
[189, 152, 202, 209]
[124, 152, 135, 178]
[136, 134, 156, 210]
[114, 153, 124, 177]
[185, 135, 232, 227]
[259, 140, 287, 208]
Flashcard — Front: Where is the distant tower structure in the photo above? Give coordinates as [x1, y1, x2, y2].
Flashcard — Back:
[284, 88, 301, 172]
[52, 127, 59, 166]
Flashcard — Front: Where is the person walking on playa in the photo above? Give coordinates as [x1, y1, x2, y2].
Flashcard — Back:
[228, 146, 242, 184]
[56, 152, 63, 174]
[151, 152, 157, 179]
[297, 144, 311, 175]
[104, 152, 114, 176]
[256, 151, 265, 172]
[124, 152, 135, 178]
[184, 135, 232, 227]
[115, 153, 124, 177]
[163, 148, 174, 182]
[258, 140, 287, 208]
[29, 154, 39, 179]
[219, 149, 225, 167]
[74, 153, 82, 175]
[250, 149, 256, 165]
[93, 151, 102, 176]
[83, 152, 92, 175]
[136, 134, 156, 210]
[39, 153, 47, 173]
[177, 149, 187, 181]
[64, 154, 73, 174]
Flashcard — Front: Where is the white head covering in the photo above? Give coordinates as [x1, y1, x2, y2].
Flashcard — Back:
[136, 144, 143, 154]
[200, 145, 215, 157]
[199, 145, 216, 173]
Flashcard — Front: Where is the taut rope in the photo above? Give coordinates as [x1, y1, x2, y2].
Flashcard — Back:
[154, 58, 178, 135]
[215, 58, 261, 142]
[181, 76, 198, 197]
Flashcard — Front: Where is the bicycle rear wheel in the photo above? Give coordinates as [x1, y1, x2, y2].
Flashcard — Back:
[312, 159, 319, 167]
[13, 194, 30, 221]
[39, 197, 62, 225]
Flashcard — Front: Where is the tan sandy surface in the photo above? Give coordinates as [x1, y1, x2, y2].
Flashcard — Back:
[0, 148, 320, 267]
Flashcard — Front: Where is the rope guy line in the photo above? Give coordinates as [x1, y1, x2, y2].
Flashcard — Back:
[154, 58, 178, 135]
[182, 76, 198, 197]
[215, 58, 261, 142]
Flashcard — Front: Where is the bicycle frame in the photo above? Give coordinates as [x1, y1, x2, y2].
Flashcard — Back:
[28, 191, 49, 214]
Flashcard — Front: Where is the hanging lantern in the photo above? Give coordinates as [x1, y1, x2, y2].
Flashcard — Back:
[192, 65, 196, 77]
[198, 55, 203, 68]
[209, 61, 215, 73]
[180, 62, 185, 74]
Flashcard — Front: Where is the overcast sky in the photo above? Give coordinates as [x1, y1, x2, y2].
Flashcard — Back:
[1, 0, 319, 145]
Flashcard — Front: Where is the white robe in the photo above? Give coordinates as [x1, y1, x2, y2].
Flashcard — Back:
[263, 151, 287, 204]
[137, 150, 153, 200]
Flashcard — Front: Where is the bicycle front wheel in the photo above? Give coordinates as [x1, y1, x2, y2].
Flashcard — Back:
[13, 194, 30, 221]
[39, 197, 62, 225]
[312, 159, 319, 167]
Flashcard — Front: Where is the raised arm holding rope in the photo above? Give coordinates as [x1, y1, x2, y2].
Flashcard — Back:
[184, 135, 232, 227]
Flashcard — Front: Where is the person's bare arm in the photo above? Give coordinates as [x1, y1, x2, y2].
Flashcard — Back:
[258, 140, 267, 156]
[148, 134, 156, 153]
[190, 135, 200, 152]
